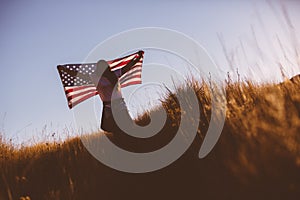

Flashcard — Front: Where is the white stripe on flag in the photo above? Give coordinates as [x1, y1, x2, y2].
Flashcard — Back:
[120, 77, 141, 86]
[66, 86, 96, 97]
[109, 54, 137, 68]
[70, 91, 97, 105]
[120, 66, 142, 79]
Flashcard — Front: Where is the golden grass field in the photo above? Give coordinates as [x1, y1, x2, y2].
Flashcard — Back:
[1, 76, 300, 200]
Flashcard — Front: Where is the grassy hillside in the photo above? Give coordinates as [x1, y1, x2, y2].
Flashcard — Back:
[1, 78, 300, 200]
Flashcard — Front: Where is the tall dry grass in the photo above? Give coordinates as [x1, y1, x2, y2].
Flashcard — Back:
[1, 77, 300, 200]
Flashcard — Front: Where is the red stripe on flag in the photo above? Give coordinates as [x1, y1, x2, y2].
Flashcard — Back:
[120, 75, 141, 84]
[67, 89, 98, 101]
[120, 80, 142, 88]
[69, 92, 98, 108]
[65, 85, 95, 93]
[109, 54, 139, 69]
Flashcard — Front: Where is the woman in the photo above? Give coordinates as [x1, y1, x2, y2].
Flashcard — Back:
[89, 59, 133, 132]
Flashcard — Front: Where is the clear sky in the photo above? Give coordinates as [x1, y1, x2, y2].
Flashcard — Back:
[0, 0, 299, 144]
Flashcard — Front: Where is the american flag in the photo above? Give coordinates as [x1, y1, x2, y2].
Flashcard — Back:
[57, 50, 144, 109]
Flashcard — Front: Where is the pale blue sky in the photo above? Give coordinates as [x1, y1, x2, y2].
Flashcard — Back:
[0, 0, 299, 144]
